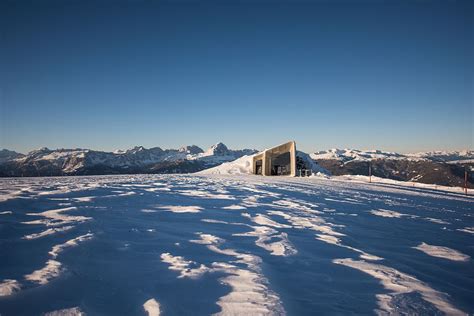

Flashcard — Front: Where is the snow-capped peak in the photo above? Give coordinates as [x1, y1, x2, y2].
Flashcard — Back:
[204, 142, 230, 156]
[126, 146, 147, 154]
[310, 148, 416, 162]
[179, 145, 204, 155]
[310, 148, 474, 164]
[30, 147, 51, 154]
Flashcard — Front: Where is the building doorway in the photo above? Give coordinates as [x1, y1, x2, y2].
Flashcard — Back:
[255, 159, 263, 175]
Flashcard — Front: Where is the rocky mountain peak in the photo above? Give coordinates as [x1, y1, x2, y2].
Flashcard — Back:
[179, 145, 204, 155]
[206, 142, 229, 155]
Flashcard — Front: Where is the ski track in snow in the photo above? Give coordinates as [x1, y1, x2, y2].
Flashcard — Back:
[0, 174, 472, 315]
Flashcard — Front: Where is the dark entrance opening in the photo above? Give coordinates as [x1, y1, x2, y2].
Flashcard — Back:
[271, 152, 291, 175]
[255, 159, 263, 175]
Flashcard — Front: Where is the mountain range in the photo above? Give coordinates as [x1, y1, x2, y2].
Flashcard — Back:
[310, 148, 474, 164]
[0, 143, 256, 177]
[311, 149, 473, 188]
[0, 145, 472, 188]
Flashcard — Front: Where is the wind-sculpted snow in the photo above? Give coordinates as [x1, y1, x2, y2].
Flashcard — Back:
[24, 234, 94, 285]
[413, 242, 470, 262]
[0, 280, 21, 297]
[333, 258, 466, 315]
[22, 206, 91, 227]
[370, 209, 452, 226]
[457, 227, 474, 234]
[158, 205, 203, 213]
[143, 299, 161, 316]
[185, 232, 285, 315]
[22, 225, 75, 240]
[160, 253, 210, 279]
[235, 223, 297, 257]
[48, 233, 94, 259]
[370, 209, 409, 218]
[0, 174, 472, 315]
[43, 306, 84, 316]
[24, 259, 63, 285]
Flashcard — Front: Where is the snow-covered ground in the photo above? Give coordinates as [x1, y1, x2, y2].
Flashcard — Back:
[0, 174, 472, 315]
[334, 174, 474, 195]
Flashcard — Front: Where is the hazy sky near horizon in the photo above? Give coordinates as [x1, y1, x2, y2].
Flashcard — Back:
[1, 0, 472, 154]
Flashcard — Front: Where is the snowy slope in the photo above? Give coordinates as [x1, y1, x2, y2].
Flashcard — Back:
[197, 155, 254, 175]
[0, 174, 472, 315]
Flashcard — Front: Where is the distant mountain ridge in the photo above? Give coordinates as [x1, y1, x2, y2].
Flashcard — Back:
[0, 143, 257, 177]
[311, 149, 473, 188]
[311, 148, 474, 164]
[1, 146, 472, 188]
[0, 149, 24, 164]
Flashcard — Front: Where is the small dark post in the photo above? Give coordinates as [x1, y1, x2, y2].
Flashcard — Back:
[368, 161, 372, 183]
[465, 169, 468, 195]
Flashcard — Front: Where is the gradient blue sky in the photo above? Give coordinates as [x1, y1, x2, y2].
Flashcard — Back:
[1, 0, 472, 154]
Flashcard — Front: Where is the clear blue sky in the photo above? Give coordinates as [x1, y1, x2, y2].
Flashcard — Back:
[1, 0, 472, 154]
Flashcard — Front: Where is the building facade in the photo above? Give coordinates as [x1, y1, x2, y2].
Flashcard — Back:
[252, 141, 297, 176]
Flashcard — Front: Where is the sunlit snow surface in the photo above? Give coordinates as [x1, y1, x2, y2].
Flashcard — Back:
[0, 174, 473, 315]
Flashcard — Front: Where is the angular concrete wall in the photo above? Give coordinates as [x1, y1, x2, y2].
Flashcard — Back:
[252, 141, 296, 176]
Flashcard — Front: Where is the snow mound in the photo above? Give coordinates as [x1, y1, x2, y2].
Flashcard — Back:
[197, 155, 254, 175]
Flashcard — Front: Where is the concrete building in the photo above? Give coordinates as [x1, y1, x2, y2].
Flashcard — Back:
[252, 141, 296, 176]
